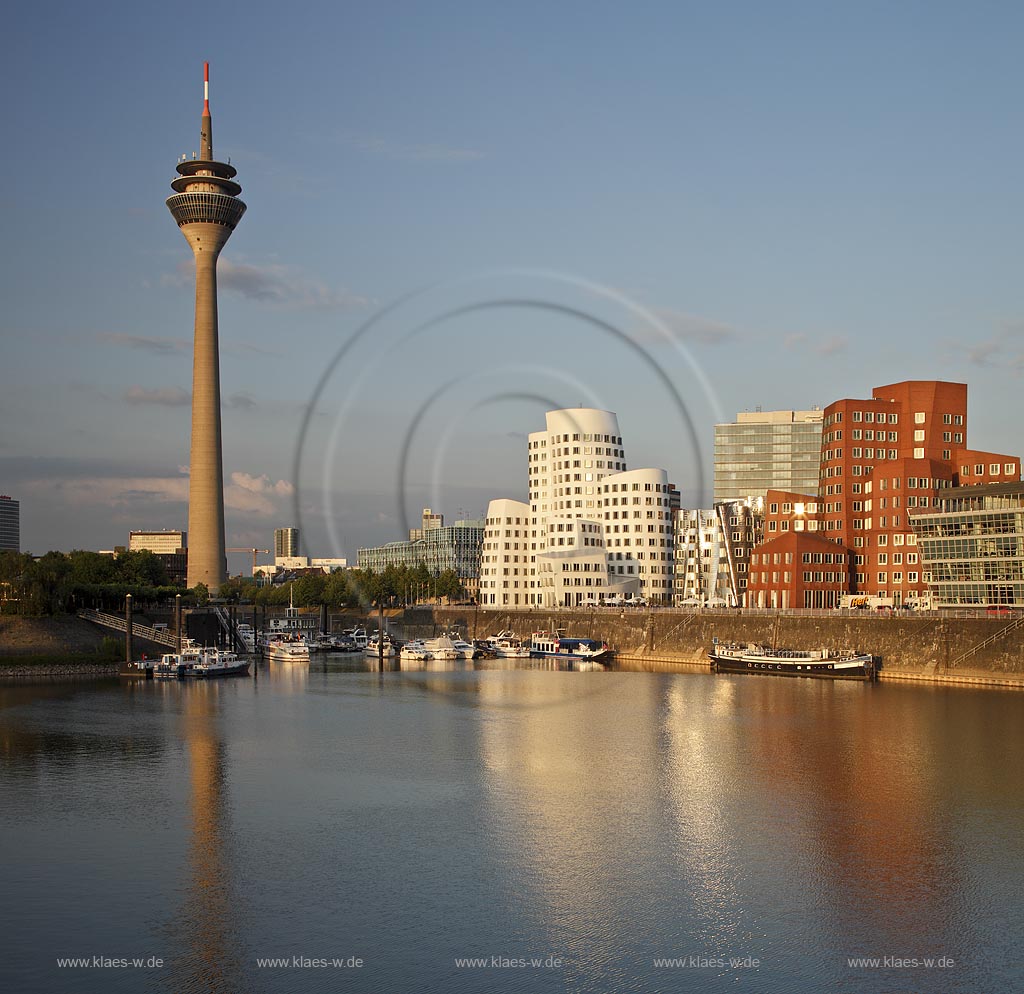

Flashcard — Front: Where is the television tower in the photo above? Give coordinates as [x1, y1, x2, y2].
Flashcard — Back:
[166, 63, 246, 590]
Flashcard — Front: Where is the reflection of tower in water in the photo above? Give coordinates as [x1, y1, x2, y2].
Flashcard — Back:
[175, 686, 244, 990]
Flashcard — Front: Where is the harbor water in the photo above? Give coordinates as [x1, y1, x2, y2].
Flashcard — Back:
[1, 660, 1022, 993]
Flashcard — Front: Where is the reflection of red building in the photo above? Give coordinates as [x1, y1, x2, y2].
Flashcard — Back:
[748, 491, 851, 608]
[749, 381, 1020, 608]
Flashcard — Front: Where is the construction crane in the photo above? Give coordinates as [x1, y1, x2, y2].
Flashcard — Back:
[227, 548, 271, 576]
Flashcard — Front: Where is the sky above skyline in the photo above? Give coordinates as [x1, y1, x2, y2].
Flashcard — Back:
[4, 1, 1024, 571]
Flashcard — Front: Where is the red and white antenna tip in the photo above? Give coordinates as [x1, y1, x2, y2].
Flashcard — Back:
[203, 62, 210, 114]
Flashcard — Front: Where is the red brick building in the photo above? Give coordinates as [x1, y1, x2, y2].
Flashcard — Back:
[818, 381, 1018, 607]
[748, 381, 1019, 608]
[746, 490, 851, 608]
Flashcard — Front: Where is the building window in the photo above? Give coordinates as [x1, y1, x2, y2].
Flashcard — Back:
[915, 412, 926, 424]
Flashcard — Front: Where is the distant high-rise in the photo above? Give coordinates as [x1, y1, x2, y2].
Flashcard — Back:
[166, 63, 246, 590]
[0, 496, 19, 551]
[714, 409, 823, 502]
[274, 527, 300, 559]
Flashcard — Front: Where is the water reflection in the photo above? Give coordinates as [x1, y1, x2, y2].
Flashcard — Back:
[659, 676, 988, 980]
[475, 673, 666, 991]
[2, 664, 1022, 994]
[168, 685, 246, 993]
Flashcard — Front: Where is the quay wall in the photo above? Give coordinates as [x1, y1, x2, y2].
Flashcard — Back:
[402, 608, 1024, 682]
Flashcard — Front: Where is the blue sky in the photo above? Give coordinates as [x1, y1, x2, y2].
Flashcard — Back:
[3, 1, 1024, 569]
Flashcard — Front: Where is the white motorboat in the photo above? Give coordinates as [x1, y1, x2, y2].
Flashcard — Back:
[234, 623, 256, 652]
[449, 636, 479, 659]
[261, 632, 311, 661]
[365, 632, 396, 657]
[486, 631, 531, 658]
[421, 635, 460, 660]
[154, 640, 204, 679]
[400, 639, 432, 661]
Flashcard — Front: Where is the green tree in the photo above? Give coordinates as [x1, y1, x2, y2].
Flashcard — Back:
[436, 569, 465, 603]
[323, 569, 357, 608]
[192, 581, 210, 607]
[116, 550, 169, 587]
[292, 573, 326, 607]
[67, 550, 118, 586]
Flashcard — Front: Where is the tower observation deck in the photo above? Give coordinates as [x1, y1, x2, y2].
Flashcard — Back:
[167, 63, 246, 590]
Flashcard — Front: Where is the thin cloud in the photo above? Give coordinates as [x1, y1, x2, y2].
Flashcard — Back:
[784, 332, 848, 357]
[124, 385, 191, 407]
[164, 259, 370, 311]
[98, 332, 188, 354]
[949, 320, 1024, 372]
[632, 309, 738, 346]
[816, 335, 848, 357]
[33, 474, 191, 507]
[225, 392, 257, 410]
[21, 466, 295, 518]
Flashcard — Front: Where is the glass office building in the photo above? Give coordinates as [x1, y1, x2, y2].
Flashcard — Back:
[714, 410, 823, 502]
[912, 483, 1024, 607]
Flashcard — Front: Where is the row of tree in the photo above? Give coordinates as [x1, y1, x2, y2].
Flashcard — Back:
[0, 549, 180, 615]
[0, 550, 468, 615]
[219, 563, 467, 609]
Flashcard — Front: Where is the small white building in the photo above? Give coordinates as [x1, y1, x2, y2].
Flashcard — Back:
[480, 499, 532, 608]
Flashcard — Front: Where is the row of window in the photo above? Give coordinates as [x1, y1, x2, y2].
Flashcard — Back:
[533, 433, 623, 446]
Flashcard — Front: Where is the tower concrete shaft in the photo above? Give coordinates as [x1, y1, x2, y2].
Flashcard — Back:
[166, 63, 246, 590]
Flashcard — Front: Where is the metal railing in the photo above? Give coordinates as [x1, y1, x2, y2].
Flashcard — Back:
[77, 609, 178, 648]
[951, 613, 1024, 666]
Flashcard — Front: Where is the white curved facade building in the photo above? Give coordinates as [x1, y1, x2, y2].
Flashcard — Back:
[483, 408, 677, 608]
[529, 408, 626, 521]
[480, 499, 532, 608]
[598, 468, 675, 603]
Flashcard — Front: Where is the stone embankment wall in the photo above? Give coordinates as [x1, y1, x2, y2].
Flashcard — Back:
[0, 616, 112, 657]
[407, 607, 1024, 681]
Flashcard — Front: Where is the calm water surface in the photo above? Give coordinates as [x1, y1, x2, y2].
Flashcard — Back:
[1, 660, 1022, 993]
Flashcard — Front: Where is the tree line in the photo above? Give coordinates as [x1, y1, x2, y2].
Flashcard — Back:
[220, 563, 467, 610]
[0, 550, 467, 616]
[0, 549, 178, 615]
